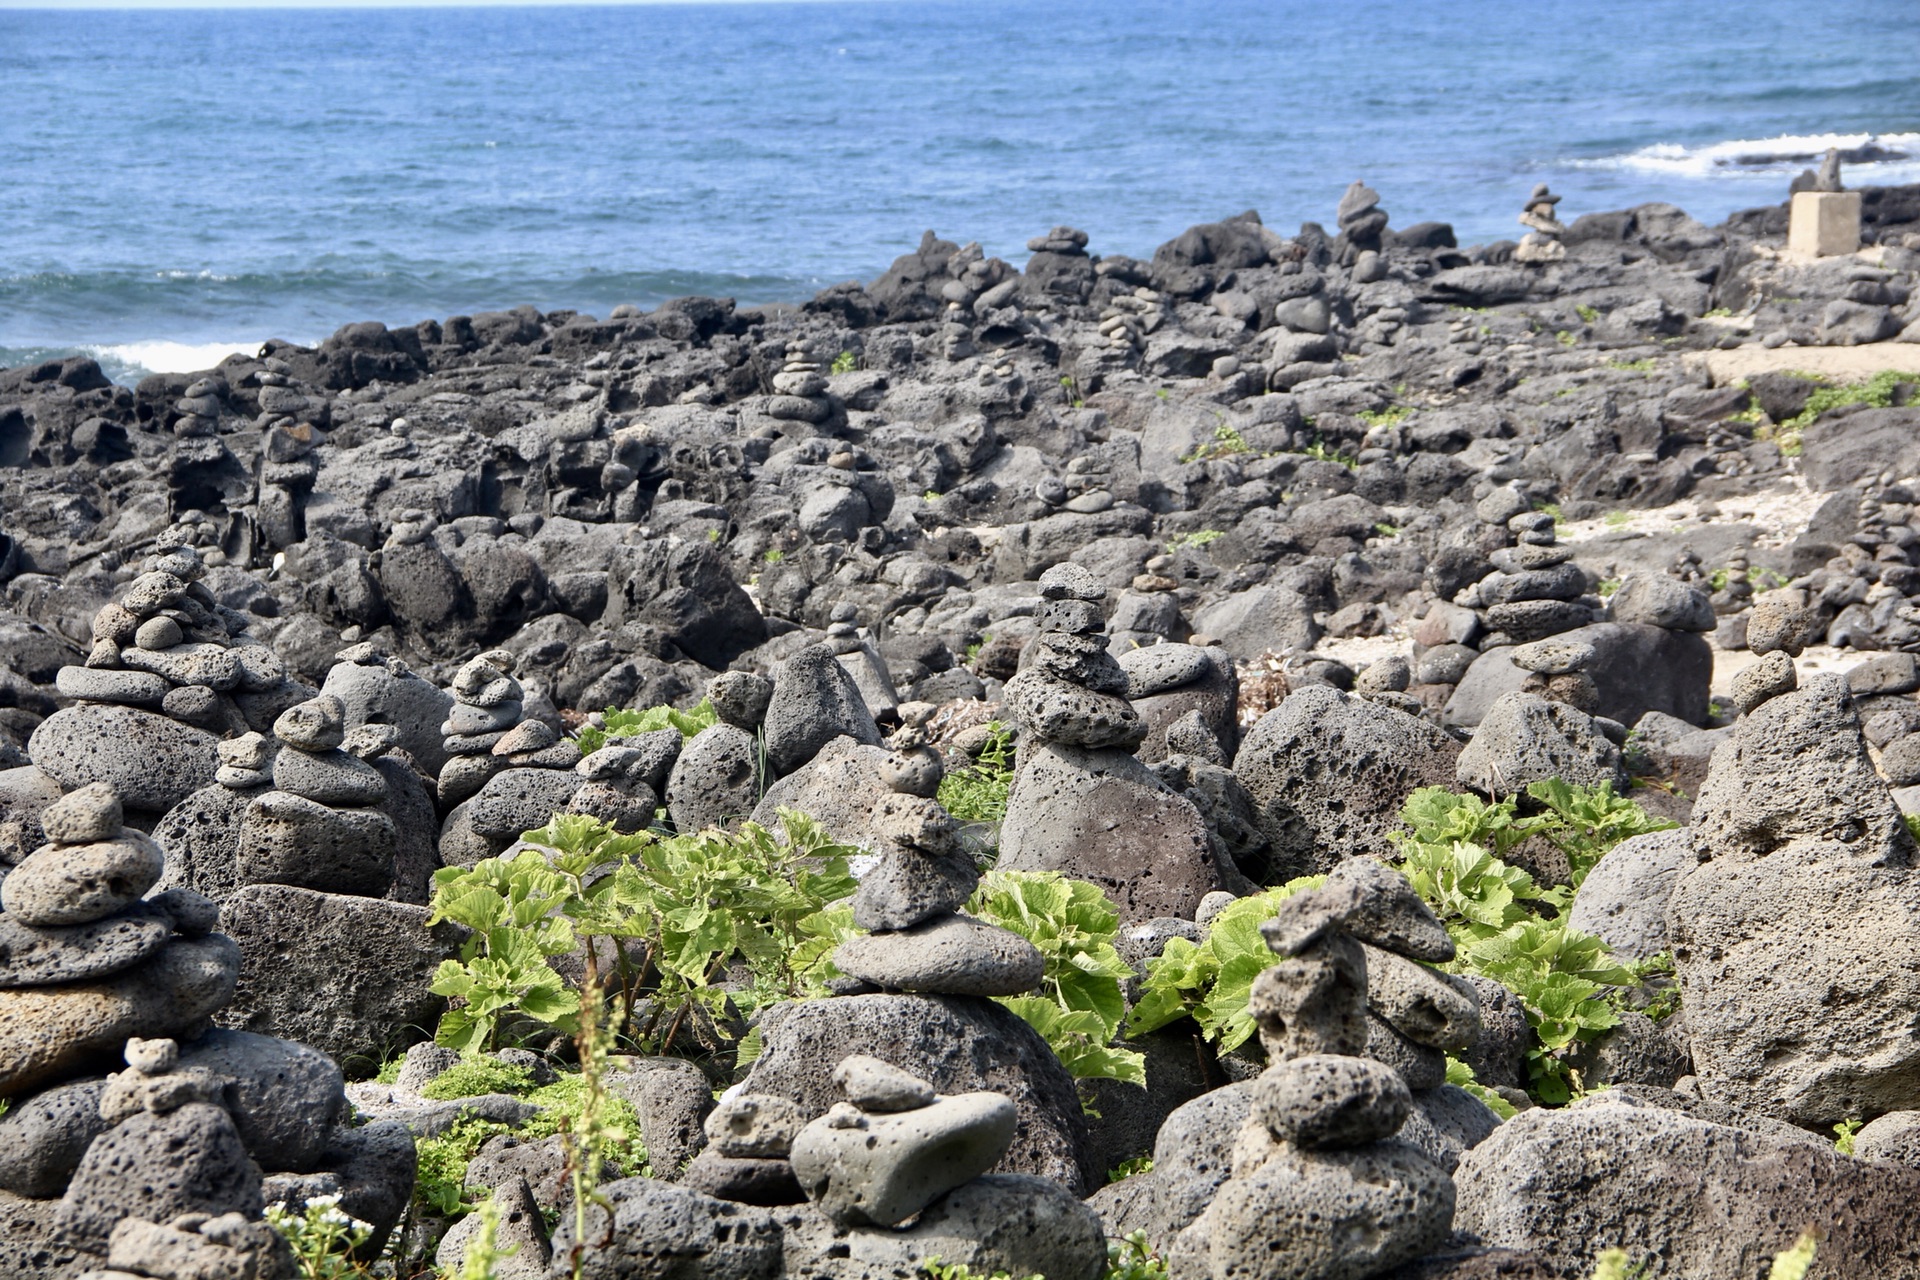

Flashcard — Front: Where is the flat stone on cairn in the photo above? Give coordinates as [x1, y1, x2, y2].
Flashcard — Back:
[235, 694, 397, 897]
[1514, 183, 1568, 263]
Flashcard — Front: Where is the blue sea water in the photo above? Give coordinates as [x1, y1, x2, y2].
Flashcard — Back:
[2, 0, 1918, 378]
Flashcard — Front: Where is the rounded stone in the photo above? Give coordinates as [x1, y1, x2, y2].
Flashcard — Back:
[1, 833, 165, 927]
[1253, 1054, 1413, 1150]
[705, 1092, 806, 1159]
[272, 695, 347, 751]
[39, 782, 123, 845]
[134, 616, 184, 651]
[0, 905, 172, 988]
[28, 705, 220, 813]
[833, 914, 1044, 997]
[54, 665, 169, 706]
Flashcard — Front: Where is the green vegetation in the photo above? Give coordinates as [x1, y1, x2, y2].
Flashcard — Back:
[1768, 1234, 1819, 1280]
[922, 1261, 1040, 1280]
[1597, 578, 1622, 597]
[419, 1056, 534, 1101]
[923, 490, 942, 502]
[830, 350, 858, 375]
[415, 1113, 515, 1216]
[1389, 783, 1677, 1103]
[1766, 370, 1914, 457]
[575, 697, 719, 755]
[1373, 523, 1402, 539]
[1832, 1116, 1863, 1155]
[1060, 375, 1085, 408]
[266, 1195, 374, 1280]
[1555, 330, 1577, 347]
[426, 811, 857, 1056]
[1707, 564, 1788, 592]
[1588, 1250, 1648, 1280]
[1537, 502, 1563, 528]
[1165, 528, 1226, 554]
[1181, 423, 1261, 463]
[1107, 1231, 1171, 1280]
[1107, 1155, 1155, 1184]
[1298, 438, 1360, 470]
[1129, 879, 1326, 1051]
[1446, 1057, 1517, 1120]
[446, 1199, 514, 1280]
[1605, 357, 1658, 374]
[1357, 404, 1412, 428]
[1700, 307, 1735, 320]
[971, 870, 1145, 1087]
[937, 721, 1015, 823]
[763, 548, 786, 564]
[1575, 304, 1601, 324]
[1604, 510, 1630, 528]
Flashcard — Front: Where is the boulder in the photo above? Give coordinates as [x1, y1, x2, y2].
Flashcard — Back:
[1455, 692, 1625, 795]
[1443, 624, 1711, 730]
[27, 705, 219, 813]
[1565, 829, 1691, 960]
[55, 1102, 262, 1251]
[549, 1176, 783, 1280]
[763, 646, 884, 776]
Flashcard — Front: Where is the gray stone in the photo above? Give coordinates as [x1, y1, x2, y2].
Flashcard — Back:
[1089, 1082, 1254, 1245]
[834, 1055, 938, 1114]
[322, 658, 455, 778]
[1364, 944, 1481, 1051]
[1569, 1010, 1690, 1090]
[2, 833, 165, 927]
[1509, 637, 1595, 676]
[1134, 654, 1240, 765]
[1670, 675, 1920, 1127]
[741, 994, 1097, 1194]
[1456, 692, 1626, 795]
[1458, 977, 1531, 1091]
[1364, 1011, 1447, 1091]
[54, 665, 169, 706]
[1454, 1097, 1920, 1278]
[28, 706, 220, 813]
[1482, 565, 1587, 606]
[466, 766, 583, 840]
[851, 841, 978, 933]
[259, 1117, 417, 1258]
[0, 1077, 110, 1197]
[550, 1176, 782, 1280]
[1002, 670, 1146, 750]
[1730, 650, 1796, 715]
[270, 746, 388, 806]
[1880, 734, 1920, 788]
[705, 1092, 805, 1158]
[237, 790, 397, 897]
[0, 1186, 88, 1278]
[119, 642, 242, 691]
[790, 1091, 1016, 1226]
[1395, 1083, 1503, 1173]
[750, 737, 897, 852]
[435, 1176, 550, 1280]
[1189, 584, 1323, 658]
[764, 645, 883, 775]
[708, 671, 774, 730]
[1566, 829, 1691, 960]
[1121, 644, 1213, 698]
[177, 1029, 346, 1174]
[1235, 686, 1461, 879]
[1855, 1110, 1920, 1170]
[679, 1150, 803, 1206]
[835, 914, 1043, 997]
[1746, 588, 1823, 658]
[150, 783, 252, 902]
[1849, 653, 1920, 697]
[1608, 574, 1715, 631]
[608, 1057, 716, 1178]
[447, 700, 521, 736]
[998, 739, 1223, 922]
[1324, 857, 1455, 963]
[1416, 643, 1479, 686]
[666, 724, 762, 833]
[1174, 1138, 1454, 1280]
[374, 754, 442, 906]
[104, 1208, 294, 1280]
[55, 1102, 261, 1250]
[0, 904, 172, 987]
[38, 783, 124, 845]
[217, 884, 465, 1073]
[0, 935, 239, 1097]
[1252, 1054, 1412, 1149]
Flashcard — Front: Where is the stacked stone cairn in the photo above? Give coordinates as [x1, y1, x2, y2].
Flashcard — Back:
[996, 563, 1228, 922]
[236, 694, 398, 898]
[36, 545, 308, 818]
[0, 783, 414, 1273]
[768, 340, 836, 428]
[437, 651, 584, 868]
[1167, 861, 1460, 1280]
[1513, 183, 1568, 264]
[1335, 181, 1388, 264]
[436, 650, 527, 806]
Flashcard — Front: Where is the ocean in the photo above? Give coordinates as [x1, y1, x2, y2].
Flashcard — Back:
[2, 0, 1917, 380]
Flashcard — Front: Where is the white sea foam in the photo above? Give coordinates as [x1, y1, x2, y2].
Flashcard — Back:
[86, 339, 268, 376]
[1571, 131, 1920, 181]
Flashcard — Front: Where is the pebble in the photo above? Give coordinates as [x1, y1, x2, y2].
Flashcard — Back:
[1037, 562, 1103, 602]
[833, 1055, 937, 1114]
[1732, 651, 1797, 715]
[1119, 643, 1213, 698]
[447, 701, 522, 736]
[788, 1091, 1016, 1227]
[132, 616, 184, 651]
[705, 1092, 805, 1159]
[273, 695, 348, 751]
[1510, 637, 1596, 676]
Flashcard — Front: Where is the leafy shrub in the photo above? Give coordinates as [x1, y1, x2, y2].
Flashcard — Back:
[575, 697, 719, 756]
[937, 722, 1016, 824]
[969, 871, 1143, 1086]
[427, 810, 857, 1055]
[1445, 1057, 1517, 1120]
[1107, 1230, 1171, 1280]
[414, 1113, 513, 1216]
[1165, 529, 1225, 554]
[266, 1194, 374, 1280]
[1128, 879, 1326, 1051]
[1391, 784, 1676, 1102]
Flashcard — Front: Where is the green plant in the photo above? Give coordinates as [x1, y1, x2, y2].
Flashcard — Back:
[1165, 529, 1225, 554]
[1604, 510, 1629, 528]
[1767, 370, 1913, 458]
[1154, 387, 1170, 401]
[1445, 1057, 1517, 1120]
[1373, 523, 1402, 539]
[1587, 1250, 1649, 1280]
[970, 870, 1144, 1086]
[923, 490, 941, 502]
[1769, 1232, 1819, 1280]
[1597, 578, 1622, 596]
[830, 350, 858, 375]
[420, 1057, 536, 1101]
[1605, 357, 1657, 374]
[706, 527, 721, 543]
[1181, 423, 1258, 463]
[921, 1261, 1040, 1280]
[414, 1113, 512, 1216]
[556, 971, 620, 1280]
[1576, 304, 1601, 324]
[1060, 375, 1084, 408]
[1701, 307, 1735, 320]
[1832, 1116, 1863, 1154]
[575, 697, 719, 755]
[1107, 1230, 1171, 1280]
[1537, 502, 1563, 527]
[265, 1195, 374, 1280]
[1389, 784, 1676, 1102]
[427, 811, 858, 1056]
[1555, 330, 1577, 347]
[937, 721, 1015, 823]
[1906, 813, 1920, 843]
[1107, 1155, 1155, 1184]
[964, 634, 990, 664]
[1298, 438, 1359, 470]
[373, 1056, 404, 1085]
[763, 548, 785, 564]
[1358, 405, 1412, 428]
[1129, 878, 1326, 1051]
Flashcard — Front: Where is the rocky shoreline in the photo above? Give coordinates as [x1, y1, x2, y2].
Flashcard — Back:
[2, 180, 1920, 1278]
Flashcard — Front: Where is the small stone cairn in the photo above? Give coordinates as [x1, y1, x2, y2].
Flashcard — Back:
[0, 783, 234, 1098]
[438, 651, 585, 867]
[438, 650, 527, 806]
[767, 340, 835, 426]
[234, 693, 398, 898]
[996, 563, 1226, 922]
[1169, 861, 1459, 1280]
[1336, 181, 1389, 261]
[1514, 183, 1568, 264]
[1458, 484, 1590, 647]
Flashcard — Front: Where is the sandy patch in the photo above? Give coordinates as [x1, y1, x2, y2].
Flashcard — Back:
[1694, 342, 1920, 387]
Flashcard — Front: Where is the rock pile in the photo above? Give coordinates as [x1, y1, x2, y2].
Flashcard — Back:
[236, 694, 398, 898]
[997, 563, 1228, 922]
[438, 651, 584, 868]
[1513, 184, 1568, 264]
[0, 783, 416, 1273]
[1336, 181, 1389, 263]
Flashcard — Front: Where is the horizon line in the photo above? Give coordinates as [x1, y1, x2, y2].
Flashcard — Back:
[0, 0, 895, 9]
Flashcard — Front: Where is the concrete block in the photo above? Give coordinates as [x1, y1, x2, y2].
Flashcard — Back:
[1789, 191, 1861, 258]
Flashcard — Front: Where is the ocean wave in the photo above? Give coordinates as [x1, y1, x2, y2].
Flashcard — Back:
[1573, 131, 1920, 179]
[87, 339, 272, 377]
